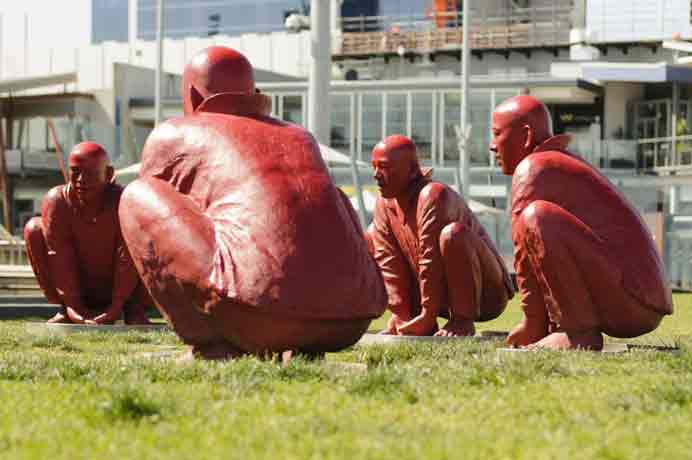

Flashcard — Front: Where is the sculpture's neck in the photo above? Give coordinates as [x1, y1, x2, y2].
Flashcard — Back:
[195, 92, 272, 118]
[68, 185, 107, 221]
[531, 134, 572, 154]
[393, 174, 430, 213]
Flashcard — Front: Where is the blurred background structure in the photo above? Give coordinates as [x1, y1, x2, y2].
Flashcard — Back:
[0, 0, 691, 289]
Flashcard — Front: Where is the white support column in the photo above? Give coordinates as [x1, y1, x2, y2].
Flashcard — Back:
[459, 0, 471, 197]
[349, 93, 367, 227]
[154, 0, 164, 126]
[308, 0, 331, 145]
[128, 0, 139, 63]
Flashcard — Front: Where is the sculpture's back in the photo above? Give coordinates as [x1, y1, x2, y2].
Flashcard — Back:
[512, 146, 672, 314]
[120, 47, 386, 358]
[139, 105, 384, 320]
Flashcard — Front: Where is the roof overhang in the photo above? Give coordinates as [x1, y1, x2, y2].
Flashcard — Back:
[0, 72, 77, 94]
[581, 62, 692, 84]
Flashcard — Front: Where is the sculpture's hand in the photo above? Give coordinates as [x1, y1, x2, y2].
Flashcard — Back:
[85, 306, 119, 325]
[378, 315, 402, 335]
[396, 313, 437, 336]
[64, 306, 87, 324]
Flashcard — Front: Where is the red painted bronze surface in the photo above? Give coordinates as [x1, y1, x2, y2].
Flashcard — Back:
[24, 142, 151, 325]
[119, 46, 386, 359]
[369, 135, 513, 336]
[492, 95, 673, 350]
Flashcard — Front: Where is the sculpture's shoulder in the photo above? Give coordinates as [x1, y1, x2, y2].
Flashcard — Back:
[418, 180, 457, 211]
[142, 117, 186, 153]
[514, 150, 588, 188]
[42, 185, 69, 214]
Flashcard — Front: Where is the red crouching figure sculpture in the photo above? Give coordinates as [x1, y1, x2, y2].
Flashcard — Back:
[369, 135, 514, 336]
[24, 142, 151, 325]
[492, 95, 673, 350]
[119, 46, 386, 359]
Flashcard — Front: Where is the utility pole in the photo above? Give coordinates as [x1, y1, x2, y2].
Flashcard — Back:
[308, 0, 331, 144]
[460, 0, 471, 197]
[128, 0, 138, 62]
[154, 0, 165, 126]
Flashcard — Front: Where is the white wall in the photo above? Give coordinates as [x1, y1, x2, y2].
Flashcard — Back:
[0, 0, 91, 78]
[603, 82, 644, 139]
[0, 27, 311, 92]
[587, 0, 692, 43]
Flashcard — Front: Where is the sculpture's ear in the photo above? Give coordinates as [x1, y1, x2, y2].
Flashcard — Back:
[106, 165, 115, 184]
[189, 84, 204, 112]
[523, 124, 534, 151]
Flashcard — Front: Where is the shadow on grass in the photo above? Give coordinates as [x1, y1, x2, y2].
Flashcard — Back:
[99, 386, 166, 423]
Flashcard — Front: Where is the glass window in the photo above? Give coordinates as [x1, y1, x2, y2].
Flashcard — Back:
[282, 95, 303, 126]
[330, 94, 351, 153]
[469, 91, 491, 166]
[360, 94, 383, 160]
[442, 91, 461, 162]
[385, 93, 407, 137]
[411, 92, 433, 162]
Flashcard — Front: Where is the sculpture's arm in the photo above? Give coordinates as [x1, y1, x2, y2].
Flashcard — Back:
[397, 184, 445, 335]
[42, 188, 87, 323]
[90, 210, 140, 325]
[371, 198, 414, 319]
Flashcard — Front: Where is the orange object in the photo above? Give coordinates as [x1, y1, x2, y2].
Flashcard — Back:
[432, 0, 458, 28]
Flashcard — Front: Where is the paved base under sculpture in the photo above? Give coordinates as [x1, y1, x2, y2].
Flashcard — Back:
[25, 322, 169, 336]
[357, 330, 508, 346]
[497, 342, 679, 357]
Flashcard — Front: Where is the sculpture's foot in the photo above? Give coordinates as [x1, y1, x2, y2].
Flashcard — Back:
[435, 318, 475, 337]
[506, 320, 549, 348]
[183, 342, 247, 361]
[378, 315, 406, 335]
[526, 330, 604, 351]
[46, 311, 71, 324]
[124, 309, 152, 325]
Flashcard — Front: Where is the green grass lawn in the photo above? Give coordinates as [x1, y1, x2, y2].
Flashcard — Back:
[1, 295, 691, 459]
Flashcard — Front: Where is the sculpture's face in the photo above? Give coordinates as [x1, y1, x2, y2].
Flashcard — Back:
[491, 95, 554, 176]
[490, 108, 527, 176]
[68, 142, 112, 204]
[371, 138, 417, 199]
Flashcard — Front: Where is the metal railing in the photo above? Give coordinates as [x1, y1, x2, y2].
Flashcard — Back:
[636, 135, 692, 173]
[337, 4, 573, 56]
[0, 240, 28, 266]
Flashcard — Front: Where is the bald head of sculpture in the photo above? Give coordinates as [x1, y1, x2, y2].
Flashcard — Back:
[68, 141, 113, 205]
[490, 95, 553, 175]
[371, 135, 424, 199]
[182, 46, 257, 115]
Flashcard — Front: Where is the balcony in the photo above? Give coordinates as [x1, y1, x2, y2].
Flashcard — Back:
[336, 4, 573, 59]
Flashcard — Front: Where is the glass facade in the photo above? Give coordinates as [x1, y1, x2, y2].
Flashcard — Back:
[267, 87, 520, 169]
[91, 0, 444, 43]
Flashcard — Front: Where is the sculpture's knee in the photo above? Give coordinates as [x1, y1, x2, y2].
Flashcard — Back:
[23, 216, 43, 243]
[120, 177, 216, 284]
[439, 222, 469, 257]
[516, 200, 562, 241]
